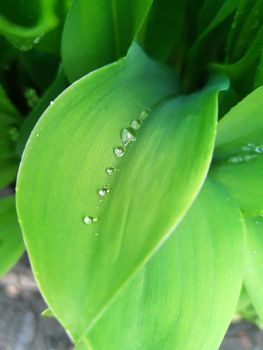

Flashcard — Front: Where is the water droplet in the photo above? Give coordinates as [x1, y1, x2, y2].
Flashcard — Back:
[106, 167, 115, 176]
[255, 146, 263, 153]
[130, 119, 142, 130]
[114, 146, 125, 157]
[228, 156, 243, 164]
[83, 216, 97, 225]
[121, 127, 136, 147]
[242, 143, 255, 152]
[33, 36, 41, 44]
[98, 187, 110, 197]
[36, 133, 40, 137]
[139, 109, 150, 121]
[50, 101, 54, 105]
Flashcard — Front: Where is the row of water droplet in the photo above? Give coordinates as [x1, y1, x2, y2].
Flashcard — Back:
[228, 143, 263, 164]
[83, 109, 150, 228]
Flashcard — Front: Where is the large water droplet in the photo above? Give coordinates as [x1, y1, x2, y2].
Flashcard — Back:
[98, 187, 110, 197]
[106, 167, 115, 176]
[130, 119, 142, 130]
[139, 109, 150, 121]
[121, 127, 136, 147]
[83, 216, 97, 225]
[114, 146, 125, 157]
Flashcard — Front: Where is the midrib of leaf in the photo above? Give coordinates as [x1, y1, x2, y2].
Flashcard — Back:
[110, 0, 121, 58]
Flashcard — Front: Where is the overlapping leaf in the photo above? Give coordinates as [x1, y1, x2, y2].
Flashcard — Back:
[212, 84, 263, 325]
[80, 179, 244, 350]
[62, 0, 153, 81]
[212, 86, 263, 215]
[17, 45, 227, 341]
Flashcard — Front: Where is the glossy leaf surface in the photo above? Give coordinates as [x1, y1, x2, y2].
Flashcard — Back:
[83, 179, 244, 350]
[17, 46, 227, 340]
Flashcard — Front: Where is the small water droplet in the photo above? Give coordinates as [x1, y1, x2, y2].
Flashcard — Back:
[114, 146, 125, 157]
[228, 156, 243, 164]
[106, 167, 115, 176]
[36, 133, 40, 137]
[94, 232, 99, 236]
[255, 146, 263, 153]
[83, 216, 97, 225]
[98, 187, 110, 197]
[130, 119, 142, 130]
[121, 127, 136, 147]
[33, 36, 41, 44]
[50, 101, 54, 105]
[139, 109, 150, 121]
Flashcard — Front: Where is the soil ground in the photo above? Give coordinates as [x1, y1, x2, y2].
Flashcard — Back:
[0, 257, 262, 350]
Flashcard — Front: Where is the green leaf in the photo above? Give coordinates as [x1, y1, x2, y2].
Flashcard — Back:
[17, 45, 227, 340]
[244, 217, 263, 321]
[0, 196, 24, 276]
[0, 86, 21, 188]
[80, 179, 244, 350]
[212, 87, 263, 215]
[61, 0, 153, 81]
[138, 0, 189, 63]
[0, 0, 58, 51]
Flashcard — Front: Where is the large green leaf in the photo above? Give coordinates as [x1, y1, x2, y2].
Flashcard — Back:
[62, 0, 153, 81]
[17, 45, 227, 340]
[0, 196, 24, 276]
[77, 179, 244, 350]
[244, 217, 263, 321]
[212, 87, 263, 215]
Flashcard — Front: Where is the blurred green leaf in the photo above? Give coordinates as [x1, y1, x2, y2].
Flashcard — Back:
[17, 45, 227, 341]
[0, 196, 24, 276]
[62, 0, 153, 81]
[0, 85, 21, 188]
[0, 0, 58, 51]
[16, 66, 68, 156]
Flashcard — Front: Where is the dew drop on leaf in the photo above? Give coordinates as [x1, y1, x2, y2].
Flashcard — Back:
[130, 119, 142, 130]
[139, 109, 150, 121]
[114, 146, 125, 157]
[83, 216, 97, 225]
[121, 127, 136, 146]
[98, 187, 110, 197]
[106, 167, 115, 176]
[255, 146, 263, 153]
